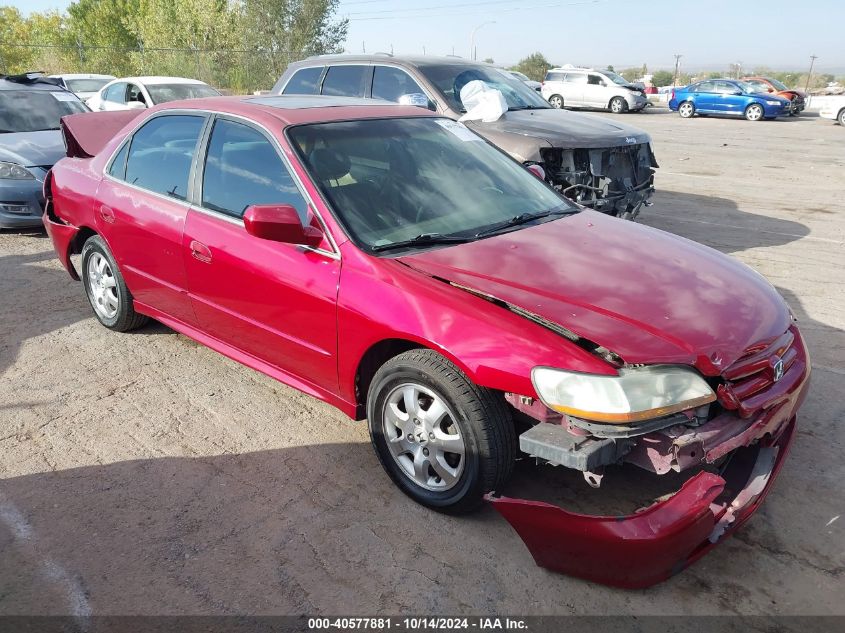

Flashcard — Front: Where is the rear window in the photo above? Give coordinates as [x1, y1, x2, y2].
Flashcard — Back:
[0, 90, 87, 133]
[145, 83, 219, 105]
[66, 78, 111, 93]
[283, 67, 324, 95]
[321, 65, 368, 97]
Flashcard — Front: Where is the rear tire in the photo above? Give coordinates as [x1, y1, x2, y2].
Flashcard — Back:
[745, 103, 764, 121]
[678, 101, 695, 118]
[81, 235, 148, 332]
[609, 96, 627, 113]
[838, 109, 845, 126]
[548, 94, 564, 109]
[366, 349, 516, 514]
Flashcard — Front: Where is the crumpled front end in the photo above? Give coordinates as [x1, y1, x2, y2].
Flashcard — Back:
[489, 326, 810, 588]
[538, 143, 657, 220]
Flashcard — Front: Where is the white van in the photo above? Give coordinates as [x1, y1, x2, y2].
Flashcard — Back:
[541, 66, 648, 113]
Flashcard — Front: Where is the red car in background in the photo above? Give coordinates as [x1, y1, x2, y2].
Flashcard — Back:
[44, 96, 809, 588]
[742, 76, 807, 114]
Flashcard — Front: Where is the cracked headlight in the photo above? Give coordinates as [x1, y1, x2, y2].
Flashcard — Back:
[531, 365, 716, 424]
[0, 161, 34, 180]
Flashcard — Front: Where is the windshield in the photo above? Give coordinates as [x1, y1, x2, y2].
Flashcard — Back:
[66, 78, 111, 93]
[289, 117, 575, 251]
[417, 64, 550, 112]
[0, 90, 87, 133]
[603, 70, 630, 85]
[767, 77, 788, 91]
[146, 83, 220, 104]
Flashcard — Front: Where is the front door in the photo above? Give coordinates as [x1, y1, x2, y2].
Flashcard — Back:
[183, 116, 340, 393]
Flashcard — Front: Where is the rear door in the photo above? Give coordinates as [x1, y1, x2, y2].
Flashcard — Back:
[96, 112, 207, 325]
[691, 81, 718, 112]
[561, 73, 587, 106]
[182, 116, 340, 393]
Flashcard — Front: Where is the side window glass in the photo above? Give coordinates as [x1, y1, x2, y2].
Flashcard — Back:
[696, 81, 715, 93]
[372, 66, 426, 103]
[105, 83, 126, 103]
[108, 141, 129, 179]
[283, 67, 324, 95]
[321, 65, 367, 97]
[715, 81, 737, 94]
[127, 84, 147, 105]
[546, 72, 564, 82]
[564, 73, 586, 84]
[201, 119, 308, 221]
[124, 115, 204, 200]
[587, 74, 603, 85]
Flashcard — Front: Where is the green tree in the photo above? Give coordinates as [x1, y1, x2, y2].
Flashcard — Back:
[652, 69, 674, 87]
[240, 0, 348, 88]
[0, 7, 37, 73]
[65, 0, 142, 76]
[483, 57, 494, 64]
[511, 52, 551, 82]
[606, 64, 614, 72]
[620, 68, 640, 82]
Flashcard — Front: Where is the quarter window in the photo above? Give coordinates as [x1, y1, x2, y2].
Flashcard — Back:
[124, 115, 204, 200]
[564, 73, 586, 84]
[321, 65, 367, 97]
[372, 66, 426, 102]
[283, 67, 324, 94]
[201, 119, 308, 221]
[108, 141, 129, 179]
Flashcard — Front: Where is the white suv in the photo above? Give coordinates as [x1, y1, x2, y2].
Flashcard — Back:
[541, 66, 648, 113]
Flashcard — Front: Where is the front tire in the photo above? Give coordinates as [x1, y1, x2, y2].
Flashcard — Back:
[609, 96, 627, 113]
[838, 109, 845, 126]
[678, 101, 695, 118]
[367, 349, 516, 514]
[81, 235, 148, 332]
[548, 94, 564, 109]
[745, 103, 764, 121]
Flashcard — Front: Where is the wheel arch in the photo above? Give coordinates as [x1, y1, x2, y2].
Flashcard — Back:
[352, 337, 480, 420]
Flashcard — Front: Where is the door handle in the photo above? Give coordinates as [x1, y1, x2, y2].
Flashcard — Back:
[99, 205, 115, 224]
[189, 240, 212, 263]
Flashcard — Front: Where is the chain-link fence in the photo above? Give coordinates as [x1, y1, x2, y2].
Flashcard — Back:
[0, 43, 305, 94]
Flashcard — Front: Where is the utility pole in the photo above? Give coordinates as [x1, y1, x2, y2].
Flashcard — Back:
[470, 21, 495, 61]
[805, 55, 818, 92]
[672, 54, 682, 87]
[362, 41, 365, 53]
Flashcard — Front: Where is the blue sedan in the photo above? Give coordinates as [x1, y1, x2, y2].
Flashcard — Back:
[669, 79, 791, 121]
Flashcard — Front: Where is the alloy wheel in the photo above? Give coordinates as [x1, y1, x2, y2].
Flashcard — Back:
[87, 252, 120, 320]
[746, 104, 763, 121]
[679, 102, 694, 118]
[549, 95, 563, 109]
[381, 382, 466, 491]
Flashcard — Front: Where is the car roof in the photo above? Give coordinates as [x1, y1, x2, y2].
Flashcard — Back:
[109, 76, 209, 85]
[0, 74, 66, 91]
[152, 94, 437, 126]
[50, 73, 115, 80]
[293, 54, 487, 68]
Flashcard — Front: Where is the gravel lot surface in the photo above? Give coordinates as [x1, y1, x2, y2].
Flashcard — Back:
[1, 108, 843, 616]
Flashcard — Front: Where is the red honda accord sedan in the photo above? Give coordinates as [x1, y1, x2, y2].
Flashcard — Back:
[44, 96, 810, 588]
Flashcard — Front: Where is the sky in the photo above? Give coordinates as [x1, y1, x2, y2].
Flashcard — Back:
[10, 0, 845, 73]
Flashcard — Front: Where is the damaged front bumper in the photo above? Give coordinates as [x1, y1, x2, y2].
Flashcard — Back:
[489, 330, 810, 588]
[489, 416, 795, 589]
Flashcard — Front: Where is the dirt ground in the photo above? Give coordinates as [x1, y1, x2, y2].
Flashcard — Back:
[1, 107, 843, 617]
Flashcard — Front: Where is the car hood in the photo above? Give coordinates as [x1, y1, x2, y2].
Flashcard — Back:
[466, 108, 651, 150]
[0, 130, 66, 168]
[398, 211, 790, 375]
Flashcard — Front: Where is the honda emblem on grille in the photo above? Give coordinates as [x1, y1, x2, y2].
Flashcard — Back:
[772, 358, 785, 382]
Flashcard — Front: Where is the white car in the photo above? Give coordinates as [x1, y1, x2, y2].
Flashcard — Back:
[507, 70, 541, 92]
[541, 66, 648, 113]
[49, 74, 115, 101]
[818, 96, 845, 126]
[86, 76, 220, 111]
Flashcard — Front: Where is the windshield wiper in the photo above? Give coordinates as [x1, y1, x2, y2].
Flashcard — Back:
[474, 207, 576, 238]
[508, 105, 549, 111]
[371, 232, 473, 253]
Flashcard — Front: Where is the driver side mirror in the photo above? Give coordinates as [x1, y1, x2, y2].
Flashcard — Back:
[243, 204, 323, 247]
[731, 90, 743, 96]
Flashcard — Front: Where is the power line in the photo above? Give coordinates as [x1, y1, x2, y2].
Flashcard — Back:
[345, 0, 569, 16]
